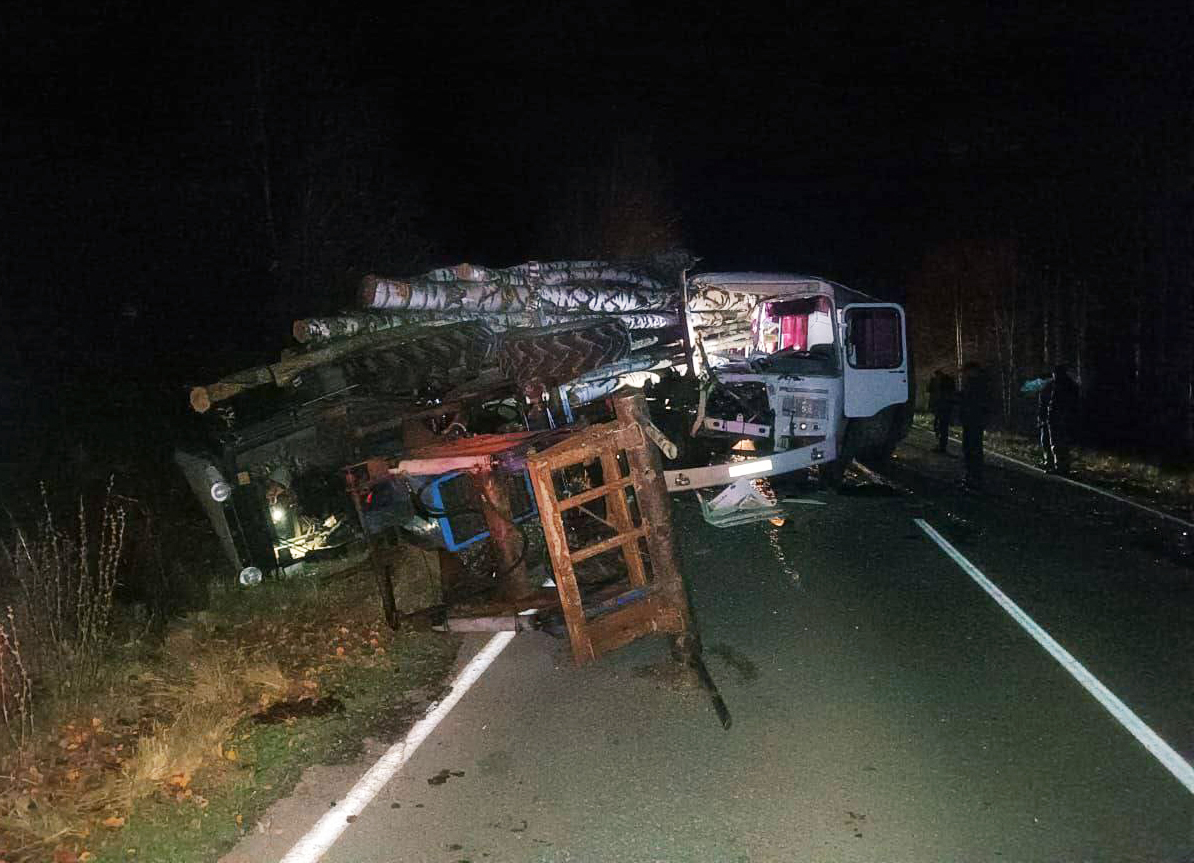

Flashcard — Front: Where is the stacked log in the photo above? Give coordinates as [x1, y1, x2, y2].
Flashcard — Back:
[189, 323, 493, 413]
[293, 310, 682, 346]
[686, 286, 757, 314]
[360, 273, 677, 314]
[359, 260, 672, 310]
[352, 259, 757, 337]
[192, 256, 760, 414]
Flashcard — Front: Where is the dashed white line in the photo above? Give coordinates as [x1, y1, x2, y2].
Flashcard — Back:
[915, 517, 1194, 795]
[278, 630, 518, 863]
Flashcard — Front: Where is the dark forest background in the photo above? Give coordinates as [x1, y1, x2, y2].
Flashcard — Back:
[1, 2, 1192, 479]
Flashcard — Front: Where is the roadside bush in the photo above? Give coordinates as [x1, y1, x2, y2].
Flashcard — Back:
[0, 607, 34, 746]
[0, 481, 126, 740]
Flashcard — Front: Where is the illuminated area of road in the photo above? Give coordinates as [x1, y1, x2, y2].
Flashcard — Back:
[277, 630, 518, 863]
[915, 517, 1194, 795]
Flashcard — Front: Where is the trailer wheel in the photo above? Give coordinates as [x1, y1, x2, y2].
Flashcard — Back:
[498, 319, 632, 389]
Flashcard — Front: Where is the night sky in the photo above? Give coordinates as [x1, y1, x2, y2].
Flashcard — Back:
[1, 2, 1190, 456]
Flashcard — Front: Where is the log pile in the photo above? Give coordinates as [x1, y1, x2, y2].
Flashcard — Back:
[292, 310, 683, 345]
[191, 256, 759, 414]
[359, 261, 673, 312]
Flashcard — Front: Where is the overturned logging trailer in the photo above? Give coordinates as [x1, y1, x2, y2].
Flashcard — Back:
[179, 256, 909, 683]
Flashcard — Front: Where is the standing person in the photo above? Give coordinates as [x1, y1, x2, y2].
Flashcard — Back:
[927, 368, 956, 453]
[957, 361, 991, 490]
[1035, 370, 1055, 470]
[1042, 364, 1078, 475]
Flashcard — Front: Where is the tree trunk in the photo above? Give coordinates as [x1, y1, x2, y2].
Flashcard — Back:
[293, 310, 684, 345]
[252, 57, 279, 273]
[362, 272, 678, 314]
[190, 322, 492, 412]
[1075, 278, 1088, 390]
[953, 277, 964, 372]
[359, 261, 749, 316]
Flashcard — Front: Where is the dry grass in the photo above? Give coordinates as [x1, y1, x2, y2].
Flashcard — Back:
[0, 634, 294, 859]
[0, 552, 430, 862]
[0, 608, 34, 747]
[121, 653, 288, 803]
[0, 481, 127, 752]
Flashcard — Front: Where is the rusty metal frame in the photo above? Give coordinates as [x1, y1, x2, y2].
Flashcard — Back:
[527, 394, 692, 665]
[345, 431, 563, 622]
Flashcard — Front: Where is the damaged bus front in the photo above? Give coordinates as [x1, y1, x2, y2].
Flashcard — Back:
[658, 273, 910, 526]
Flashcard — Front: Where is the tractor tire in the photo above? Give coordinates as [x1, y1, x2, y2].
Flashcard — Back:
[498, 319, 632, 389]
[856, 405, 907, 469]
[342, 321, 496, 396]
[856, 442, 897, 470]
[818, 421, 856, 491]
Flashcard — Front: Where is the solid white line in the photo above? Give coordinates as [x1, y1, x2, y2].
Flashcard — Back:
[914, 517, 1194, 795]
[983, 446, 1193, 529]
[278, 631, 518, 863]
[928, 426, 1194, 530]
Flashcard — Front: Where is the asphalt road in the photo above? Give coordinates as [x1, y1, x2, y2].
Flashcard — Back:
[226, 428, 1194, 863]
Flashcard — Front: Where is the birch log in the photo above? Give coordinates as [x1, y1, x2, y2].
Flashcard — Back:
[357, 259, 766, 318]
[686, 310, 753, 328]
[190, 323, 492, 413]
[360, 259, 679, 314]
[293, 310, 682, 345]
[361, 274, 679, 314]
[411, 260, 670, 292]
[293, 310, 538, 343]
[686, 287, 758, 313]
[293, 312, 425, 344]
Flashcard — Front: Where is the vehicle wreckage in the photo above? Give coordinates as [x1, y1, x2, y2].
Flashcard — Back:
[178, 256, 910, 681]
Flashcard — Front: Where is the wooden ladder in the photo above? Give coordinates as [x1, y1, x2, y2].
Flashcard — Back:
[527, 395, 692, 665]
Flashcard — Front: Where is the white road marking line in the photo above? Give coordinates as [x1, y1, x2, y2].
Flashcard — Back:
[278, 630, 518, 863]
[915, 517, 1194, 795]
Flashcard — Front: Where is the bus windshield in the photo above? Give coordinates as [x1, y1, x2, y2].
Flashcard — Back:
[749, 295, 839, 374]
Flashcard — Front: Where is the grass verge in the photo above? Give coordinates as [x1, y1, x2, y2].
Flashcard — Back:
[0, 565, 459, 863]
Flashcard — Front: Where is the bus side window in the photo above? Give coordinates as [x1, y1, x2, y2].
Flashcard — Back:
[846, 308, 902, 369]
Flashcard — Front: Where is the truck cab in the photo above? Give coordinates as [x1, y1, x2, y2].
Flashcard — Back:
[661, 273, 910, 513]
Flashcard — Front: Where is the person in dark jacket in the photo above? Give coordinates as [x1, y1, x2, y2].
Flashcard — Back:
[927, 368, 956, 453]
[957, 361, 991, 489]
[1035, 372, 1054, 469]
[1040, 364, 1078, 474]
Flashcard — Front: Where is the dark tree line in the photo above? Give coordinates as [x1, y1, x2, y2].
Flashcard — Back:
[4, 2, 1191, 476]
[907, 121, 1194, 462]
